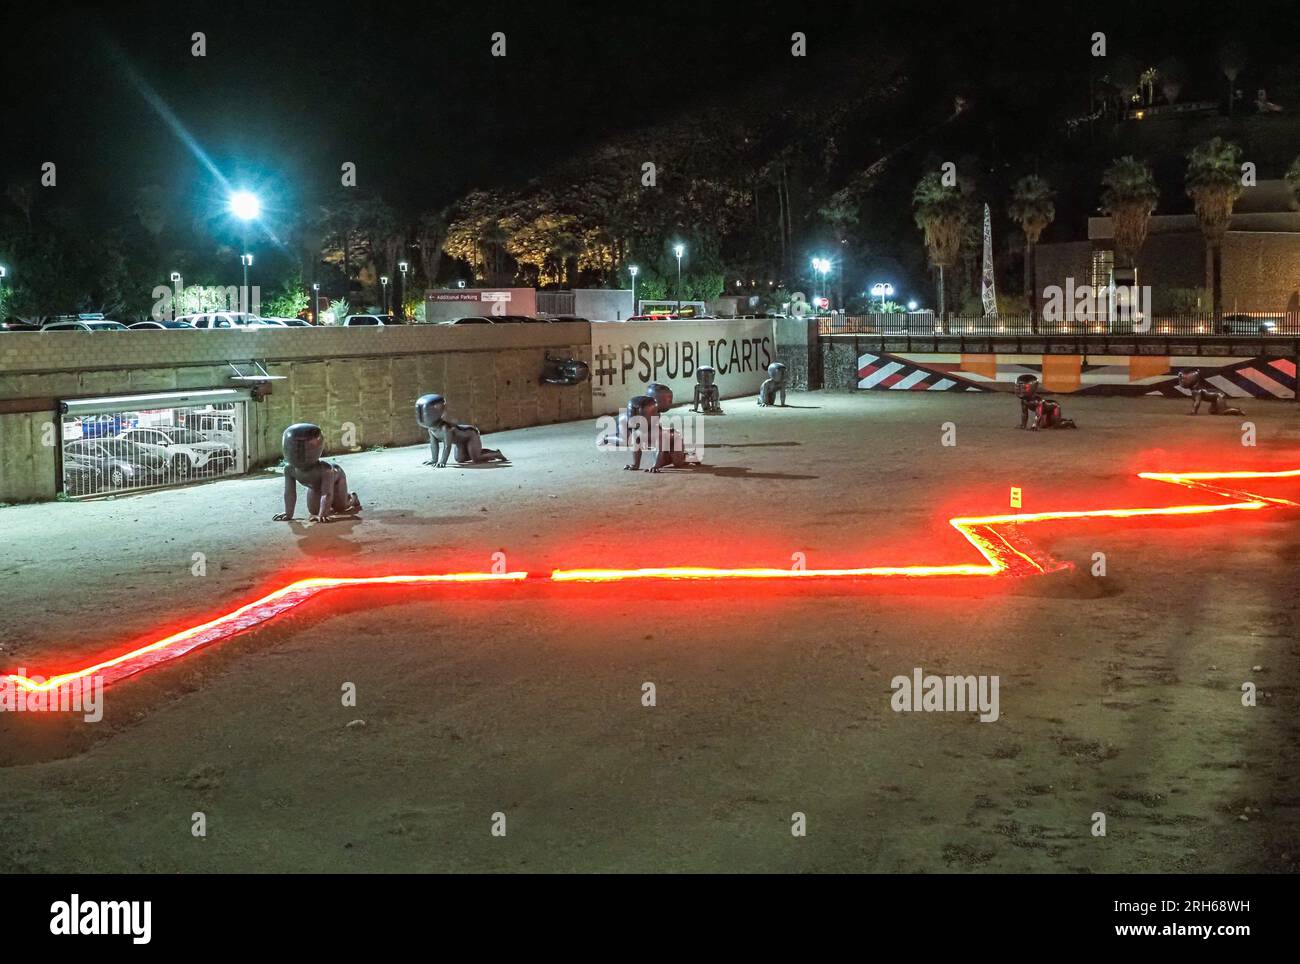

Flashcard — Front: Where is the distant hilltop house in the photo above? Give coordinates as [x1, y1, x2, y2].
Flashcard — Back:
[1035, 179, 1300, 315]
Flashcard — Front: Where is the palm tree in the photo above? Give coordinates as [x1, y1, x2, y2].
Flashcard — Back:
[1139, 66, 1159, 106]
[1220, 42, 1247, 115]
[415, 209, 447, 287]
[1158, 57, 1186, 105]
[1285, 155, 1300, 209]
[912, 172, 967, 319]
[1185, 138, 1244, 319]
[481, 220, 510, 286]
[1100, 157, 1159, 279]
[1007, 175, 1055, 328]
[549, 233, 582, 288]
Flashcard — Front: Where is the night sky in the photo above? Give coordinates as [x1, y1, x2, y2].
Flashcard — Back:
[2, 0, 1298, 258]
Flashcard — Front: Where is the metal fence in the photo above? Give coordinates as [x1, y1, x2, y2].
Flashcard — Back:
[818, 311, 1300, 338]
[60, 402, 247, 498]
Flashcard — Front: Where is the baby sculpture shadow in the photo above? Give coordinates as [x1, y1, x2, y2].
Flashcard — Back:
[363, 510, 489, 527]
[685, 464, 820, 481]
[289, 516, 365, 557]
[705, 441, 803, 449]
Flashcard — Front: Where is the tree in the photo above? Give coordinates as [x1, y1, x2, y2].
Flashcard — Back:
[1220, 42, 1247, 115]
[1100, 157, 1159, 273]
[1158, 57, 1186, 105]
[1007, 175, 1055, 325]
[912, 172, 967, 318]
[1108, 54, 1141, 116]
[1285, 155, 1300, 209]
[1185, 138, 1244, 318]
[415, 209, 447, 287]
[1139, 66, 1159, 106]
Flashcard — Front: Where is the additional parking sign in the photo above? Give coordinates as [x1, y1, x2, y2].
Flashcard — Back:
[1010, 486, 1022, 509]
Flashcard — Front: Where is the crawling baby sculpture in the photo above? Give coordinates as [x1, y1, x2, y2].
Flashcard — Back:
[415, 393, 509, 467]
[692, 365, 723, 414]
[603, 389, 698, 472]
[757, 362, 787, 407]
[272, 423, 362, 522]
[1177, 370, 1245, 416]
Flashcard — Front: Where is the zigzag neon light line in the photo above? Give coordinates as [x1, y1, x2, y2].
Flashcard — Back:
[4, 468, 1296, 694]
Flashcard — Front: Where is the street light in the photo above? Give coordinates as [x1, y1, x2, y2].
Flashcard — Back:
[380, 275, 390, 315]
[228, 190, 261, 222]
[229, 191, 260, 313]
[397, 261, 409, 320]
[871, 282, 895, 312]
[812, 257, 831, 307]
[240, 254, 254, 311]
[673, 244, 685, 315]
[907, 300, 918, 312]
[312, 283, 321, 325]
[628, 264, 639, 317]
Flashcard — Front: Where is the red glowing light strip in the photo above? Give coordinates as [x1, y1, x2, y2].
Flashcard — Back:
[5, 572, 527, 693]
[3, 469, 1295, 693]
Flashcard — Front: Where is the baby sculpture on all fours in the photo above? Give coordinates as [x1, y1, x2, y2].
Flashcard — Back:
[1176, 370, 1245, 416]
[757, 362, 787, 407]
[603, 384, 699, 472]
[273, 423, 362, 522]
[692, 365, 724, 414]
[415, 393, 509, 467]
[1013, 374, 1078, 430]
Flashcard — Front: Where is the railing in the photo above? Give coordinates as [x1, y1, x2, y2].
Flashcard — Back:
[818, 311, 1300, 338]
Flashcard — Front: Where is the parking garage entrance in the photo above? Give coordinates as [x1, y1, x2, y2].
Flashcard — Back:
[59, 389, 251, 498]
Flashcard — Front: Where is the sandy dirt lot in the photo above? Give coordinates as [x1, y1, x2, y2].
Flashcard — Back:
[1, 391, 1297, 873]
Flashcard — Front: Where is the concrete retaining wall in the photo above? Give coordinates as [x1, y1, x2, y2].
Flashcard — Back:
[0, 324, 591, 502]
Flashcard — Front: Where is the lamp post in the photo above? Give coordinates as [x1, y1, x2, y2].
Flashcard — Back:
[381, 276, 390, 316]
[0, 266, 7, 318]
[312, 282, 321, 325]
[397, 261, 409, 321]
[240, 254, 254, 312]
[673, 244, 684, 315]
[228, 190, 260, 314]
[871, 282, 894, 312]
[812, 258, 831, 309]
[629, 264, 639, 317]
[169, 271, 183, 320]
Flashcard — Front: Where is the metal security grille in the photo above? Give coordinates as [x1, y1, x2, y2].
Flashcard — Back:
[59, 390, 249, 499]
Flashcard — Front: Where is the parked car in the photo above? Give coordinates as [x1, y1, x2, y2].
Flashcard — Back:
[177, 312, 284, 329]
[62, 438, 164, 489]
[267, 316, 312, 327]
[129, 320, 197, 330]
[342, 314, 392, 326]
[1219, 314, 1281, 335]
[78, 412, 139, 438]
[62, 453, 107, 496]
[41, 319, 130, 332]
[118, 426, 236, 476]
[447, 316, 493, 325]
[185, 410, 238, 447]
[1, 318, 39, 332]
